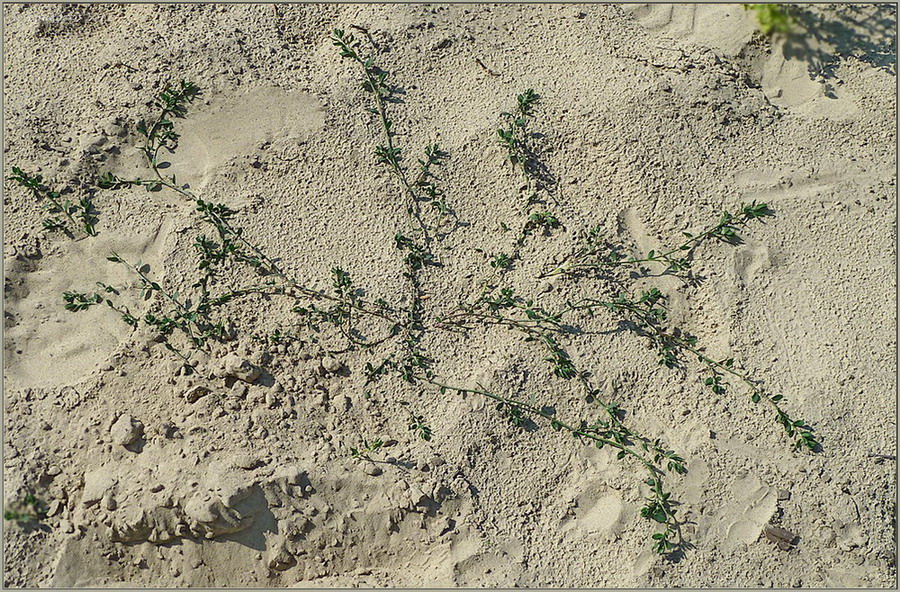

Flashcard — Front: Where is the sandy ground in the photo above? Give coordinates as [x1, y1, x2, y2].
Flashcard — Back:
[2, 3, 897, 588]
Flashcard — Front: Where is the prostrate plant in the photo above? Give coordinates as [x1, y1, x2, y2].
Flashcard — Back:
[49, 26, 821, 560]
[331, 29, 453, 246]
[331, 28, 453, 414]
[466, 91, 562, 310]
[7, 167, 97, 237]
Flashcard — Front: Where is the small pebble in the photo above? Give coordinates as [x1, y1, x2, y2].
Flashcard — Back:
[363, 463, 383, 476]
[777, 489, 791, 501]
[321, 356, 342, 374]
[47, 500, 63, 517]
[109, 414, 143, 446]
[220, 353, 261, 383]
[160, 422, 177, 439]
[184, 385, 211, 404]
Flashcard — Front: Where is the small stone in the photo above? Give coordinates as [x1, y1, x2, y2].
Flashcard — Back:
[59, 519, 75, 534]
[130, 81, 143, 90]
[47, 500, 64, 518]
[232, 383, 248, 399]
[220, 353, 261, 383]
[233, 454, 261, 470]
[763, 523, 797, 550]
[160, 421, 177, 439]
[109, 415, 143, 446]
[47, 465, 61, 476]
[82, 468, 117, 506]
[184, 385, 211, 403]
[103, 491, 117, 511]
[265, 392, 279, 408]
[430, 455, 446, 467]
[267, 546, 297, 571]
[321, 356, 342, 374]
[777, 489, 791, 501]
[102, 118, 126, 138]
[363, 463, 383, 476]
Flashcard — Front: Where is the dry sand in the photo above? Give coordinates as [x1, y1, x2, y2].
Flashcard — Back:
[2, 2, 897, 588]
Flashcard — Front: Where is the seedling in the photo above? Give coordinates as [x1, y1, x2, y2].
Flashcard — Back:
[525, 211, 560, 233]
[350, 438, 384, 459]
[3, 494, 46, 523]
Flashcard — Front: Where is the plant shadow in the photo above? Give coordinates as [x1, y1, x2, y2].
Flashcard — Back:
[782, 4, 895, 97]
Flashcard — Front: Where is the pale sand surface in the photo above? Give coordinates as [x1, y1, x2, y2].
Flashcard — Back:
[2, 3, 896, 587]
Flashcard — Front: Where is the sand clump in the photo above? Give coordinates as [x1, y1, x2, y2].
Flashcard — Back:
[3, 3, 896, 588]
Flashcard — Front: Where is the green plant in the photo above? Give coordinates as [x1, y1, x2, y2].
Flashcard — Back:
[350, 437, 384, 459]
[7, 167, 97, 237]
[497, 88, 540, 173]
[744, 3, 794, 36]
[599, 288, 818, 450]
[4, 494, 46, 523]
[48, 27, 820, 559]
[72, 80, 408, 367]
[541, 202, 771, 278]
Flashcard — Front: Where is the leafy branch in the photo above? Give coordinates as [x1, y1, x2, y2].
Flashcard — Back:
[7, 167, 97, 237]
[422, 375, 685, 553]
[598, 288, 819, 451]
[541, 202, 772, 278]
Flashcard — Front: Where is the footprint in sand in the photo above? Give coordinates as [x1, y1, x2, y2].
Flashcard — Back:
[732, 238, 771, 288]
[622, 4, 756, 56]
[164, 86, 325, 195]
[698, 473, 777, 551]
[4, 221, 173, 390]
[617, 207, 686, 315]
[556, 480, 626, 544]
